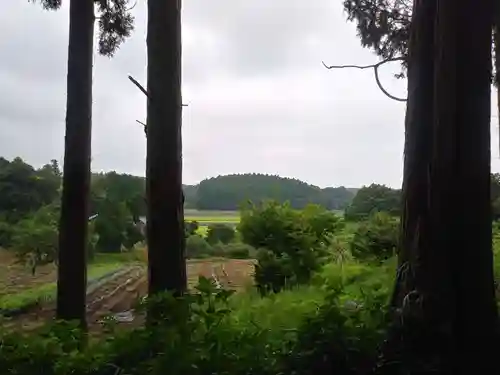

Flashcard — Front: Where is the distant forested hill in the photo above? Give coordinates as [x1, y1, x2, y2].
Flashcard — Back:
[192, 173, 357, 210]
[0, 157, 356, 217]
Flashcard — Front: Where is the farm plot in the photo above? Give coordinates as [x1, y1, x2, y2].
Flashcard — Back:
[0, 250, 133, 312]
[184, 210, 240, 236]
[1, 256, 255, 333]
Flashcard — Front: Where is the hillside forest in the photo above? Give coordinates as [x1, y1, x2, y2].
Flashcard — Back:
[4, 155, 500, 265]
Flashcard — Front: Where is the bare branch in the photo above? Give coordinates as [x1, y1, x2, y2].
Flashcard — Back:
[322, 57, 407, 102]
[136, 120, 147, 136]
[125, 0, 137, 12]
[128, 75, 150, 99]
[128, 75, 189, 106]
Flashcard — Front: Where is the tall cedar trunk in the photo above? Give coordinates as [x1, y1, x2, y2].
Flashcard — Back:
[56, 0, 95, 327]
[495, 4, 500, 157]
[146, 0, 187, 297]
[391, 0, 437, 307]
[378, 1, 455, 371]
[380, 0, 499, 372]
[447, 0, 498, 370]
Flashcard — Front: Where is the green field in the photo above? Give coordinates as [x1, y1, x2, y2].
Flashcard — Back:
[185, 209, 240, 224]
[184, 209, 240, 236]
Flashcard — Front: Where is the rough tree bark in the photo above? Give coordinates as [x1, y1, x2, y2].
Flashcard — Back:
[444, 0, 498, 371]
[378, 1, 454, 370]
[380, 0, 498, 372]
[146, 0, 187, 297]
[56, 0, 95, 327]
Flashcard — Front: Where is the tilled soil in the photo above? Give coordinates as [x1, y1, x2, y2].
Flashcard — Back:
[3, 267, 146, 330]
[3, 259, 255, 333]
[0, 250, 57, 297]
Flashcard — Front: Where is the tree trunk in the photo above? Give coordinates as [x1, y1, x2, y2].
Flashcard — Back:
[378, 1, 456, 371]
[445, 0, 498, 371]
[391, 0, 437, 307]
[380, 0, 498, 372]
[56, 0, 95, 328]
[146, 0, 187, 297]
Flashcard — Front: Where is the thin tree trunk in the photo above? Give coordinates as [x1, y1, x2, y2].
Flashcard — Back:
[146, 0, 187, 298]
[56, 0, 95, 328]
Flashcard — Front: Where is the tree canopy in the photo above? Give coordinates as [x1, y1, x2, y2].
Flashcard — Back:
[195, 174, 357, 211]
[344, 183, 401, 221]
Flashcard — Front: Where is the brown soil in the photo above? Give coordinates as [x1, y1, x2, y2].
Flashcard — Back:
[3, 258, 255, 334]
[0, 249, 58, 297]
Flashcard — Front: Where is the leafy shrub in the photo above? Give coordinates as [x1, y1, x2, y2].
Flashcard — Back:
[185, 234, 213, 258]
[349, 212, 399, 261]
[344, 184, 401, 221]
[185, 221, 199, 237]
[94, 199, 143, 253]
[11, 203, 60, 274]
[211, 242, 255, 259]
[0, 220, 13, 248]
[238, 201, 343, 294]
[282, 288, 387, 375]
[123, 224, 145, 250]
[0, 268, 389, 375]
[206, 223, 236, 245]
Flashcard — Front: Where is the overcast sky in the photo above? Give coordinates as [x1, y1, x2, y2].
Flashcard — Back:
[1, 1, 499, 189]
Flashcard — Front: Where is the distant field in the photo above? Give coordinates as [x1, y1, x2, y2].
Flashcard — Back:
[184, 209, 240, 224]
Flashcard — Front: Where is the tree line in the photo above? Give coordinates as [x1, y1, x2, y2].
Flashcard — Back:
[344, 175, 500, 221]
[190, 173, 357, 210]
[0, 157, 360, 222]
[0, 157, 145, 265]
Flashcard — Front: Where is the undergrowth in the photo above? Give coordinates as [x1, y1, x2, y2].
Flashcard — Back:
[0, 260, 391, 375]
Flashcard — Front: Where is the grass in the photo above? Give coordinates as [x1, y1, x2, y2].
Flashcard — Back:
[185, 209, 240, 225]
[0, 253, 137, 311]
[229, 284, 326, 330]
[184, 209, 240, 217]
[184, 210, 240, 236]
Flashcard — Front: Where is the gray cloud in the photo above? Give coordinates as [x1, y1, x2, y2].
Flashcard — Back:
[10, 0, 489, 190]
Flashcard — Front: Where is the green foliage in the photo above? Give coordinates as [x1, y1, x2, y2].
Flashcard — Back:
[185, 221, 199, 236]
[239, 202, 343, 294]
[212, 242, 256, 259]
[185, 235, 255, 260]
[196, 173, 356, 211]
[350, 212, 399, 261]
[95, 0, 135, 57]
[185, 235, 213, 259]
[11, 204, 59, 274]
[344, 183, 401, 221]
[343, 0, 411, 62]
[206, 223, 236, 245]
[492, 173, 500, 221]
[9, 203, 100, 273]
[94, 200, 130, 253]
[0, 219, 14, 248]
[0, 157, 61, 224]
[0, 265, 391, 375]
[90, 171, 146, 220]
[93, 197, 144, 253]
